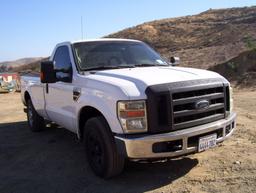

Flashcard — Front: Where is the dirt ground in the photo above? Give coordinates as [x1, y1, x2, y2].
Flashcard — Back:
[0, 90, 255, 193]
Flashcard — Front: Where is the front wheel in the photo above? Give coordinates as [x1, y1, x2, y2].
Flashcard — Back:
[27, 99, 45, 132]
[84, 116, 125, 178]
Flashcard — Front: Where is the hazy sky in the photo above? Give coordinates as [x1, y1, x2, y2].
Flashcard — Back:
[0, 0, 255, 61]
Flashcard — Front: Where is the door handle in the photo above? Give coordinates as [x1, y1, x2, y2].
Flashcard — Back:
[73, 87, 81, 101]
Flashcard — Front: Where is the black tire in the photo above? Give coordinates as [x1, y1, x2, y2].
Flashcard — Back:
[27, 99, 45, 132]
[83, 116, 125, 178]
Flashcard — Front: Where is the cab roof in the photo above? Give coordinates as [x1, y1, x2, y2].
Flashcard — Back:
[70, 38, 142, 44]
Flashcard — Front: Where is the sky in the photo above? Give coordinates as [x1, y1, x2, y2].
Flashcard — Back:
[0, 0, 255, 62]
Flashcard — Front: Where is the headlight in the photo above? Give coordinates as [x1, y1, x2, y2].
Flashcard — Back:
[229, 86, 233, 112]
[117, 100, 147, 133]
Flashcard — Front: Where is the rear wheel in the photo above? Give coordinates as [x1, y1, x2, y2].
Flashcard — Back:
[84, 116, 125, 178]
[27, 99, 45, 132]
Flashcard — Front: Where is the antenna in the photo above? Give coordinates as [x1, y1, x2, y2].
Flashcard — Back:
[81, 16, 84, 39]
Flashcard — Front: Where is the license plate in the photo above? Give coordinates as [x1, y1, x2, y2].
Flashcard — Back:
[198, 134, 217, 152]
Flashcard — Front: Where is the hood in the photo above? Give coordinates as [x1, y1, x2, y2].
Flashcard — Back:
[87, 66, 226, 98]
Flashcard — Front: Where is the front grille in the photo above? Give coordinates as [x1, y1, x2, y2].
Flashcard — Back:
[172, 86, 226, 130]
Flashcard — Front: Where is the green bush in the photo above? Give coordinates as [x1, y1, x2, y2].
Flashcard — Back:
[244, 36, 256, 51]
[227, 62, 238, 72]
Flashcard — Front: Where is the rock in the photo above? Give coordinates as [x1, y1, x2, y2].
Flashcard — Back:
[233, 161, 241, 165]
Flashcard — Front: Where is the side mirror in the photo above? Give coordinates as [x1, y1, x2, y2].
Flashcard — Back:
[40, 61, 57, 83]
[170, 57, 180, 66]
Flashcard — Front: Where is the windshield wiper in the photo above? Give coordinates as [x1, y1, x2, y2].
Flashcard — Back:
[83, 65, 135, 71]
[82, 63, 169, 71]
[135, 63, 167, 67]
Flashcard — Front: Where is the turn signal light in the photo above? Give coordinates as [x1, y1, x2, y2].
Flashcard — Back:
[119, 110, 145, 118]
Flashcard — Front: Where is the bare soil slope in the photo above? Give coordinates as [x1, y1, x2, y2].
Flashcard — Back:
[0, 91, 255, 193]
[107, 6, 256, 69]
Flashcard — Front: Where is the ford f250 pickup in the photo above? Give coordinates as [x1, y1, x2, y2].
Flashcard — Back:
[21, 39, 236, 178]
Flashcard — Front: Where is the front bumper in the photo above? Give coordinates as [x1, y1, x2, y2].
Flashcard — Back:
[115, 112, 236, 159]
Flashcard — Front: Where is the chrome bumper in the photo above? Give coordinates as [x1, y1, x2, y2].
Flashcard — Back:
[115, 112, 236, 159]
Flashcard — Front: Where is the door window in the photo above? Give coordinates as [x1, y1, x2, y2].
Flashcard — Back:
[53, 46, 73, 82]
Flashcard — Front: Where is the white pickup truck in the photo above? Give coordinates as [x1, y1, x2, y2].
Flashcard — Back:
[21, 39, 236, 178]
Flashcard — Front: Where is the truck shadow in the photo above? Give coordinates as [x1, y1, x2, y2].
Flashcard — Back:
[0, 121, 198, 193]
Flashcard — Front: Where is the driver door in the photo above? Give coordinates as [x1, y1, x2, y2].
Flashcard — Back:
[44, 46, 75, 131]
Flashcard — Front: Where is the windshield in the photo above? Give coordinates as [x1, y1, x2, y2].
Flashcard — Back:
[72, 41, 168, 70]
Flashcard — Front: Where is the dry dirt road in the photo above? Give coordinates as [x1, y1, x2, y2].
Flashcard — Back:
[0, 90, 255, 193]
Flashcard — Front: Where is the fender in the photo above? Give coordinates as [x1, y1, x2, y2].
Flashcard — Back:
[75, 86, 128, 138]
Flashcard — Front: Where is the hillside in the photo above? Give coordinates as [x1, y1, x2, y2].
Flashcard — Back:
[107, 6, 256, 69]
[0, 57, 44, 72]
[0, 57, 43, 68]
[210, 50, 256, 88]
[12, 57, 49, 74]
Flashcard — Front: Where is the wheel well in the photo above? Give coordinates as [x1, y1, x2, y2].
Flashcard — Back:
[24, 91, 31, 106]
[79, 106, 104, 140]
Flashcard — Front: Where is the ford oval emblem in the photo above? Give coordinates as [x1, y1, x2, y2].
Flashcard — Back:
[194, 100, 210, 110]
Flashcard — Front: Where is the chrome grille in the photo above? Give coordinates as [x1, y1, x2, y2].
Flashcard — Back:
[172, 86, 225, 130]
